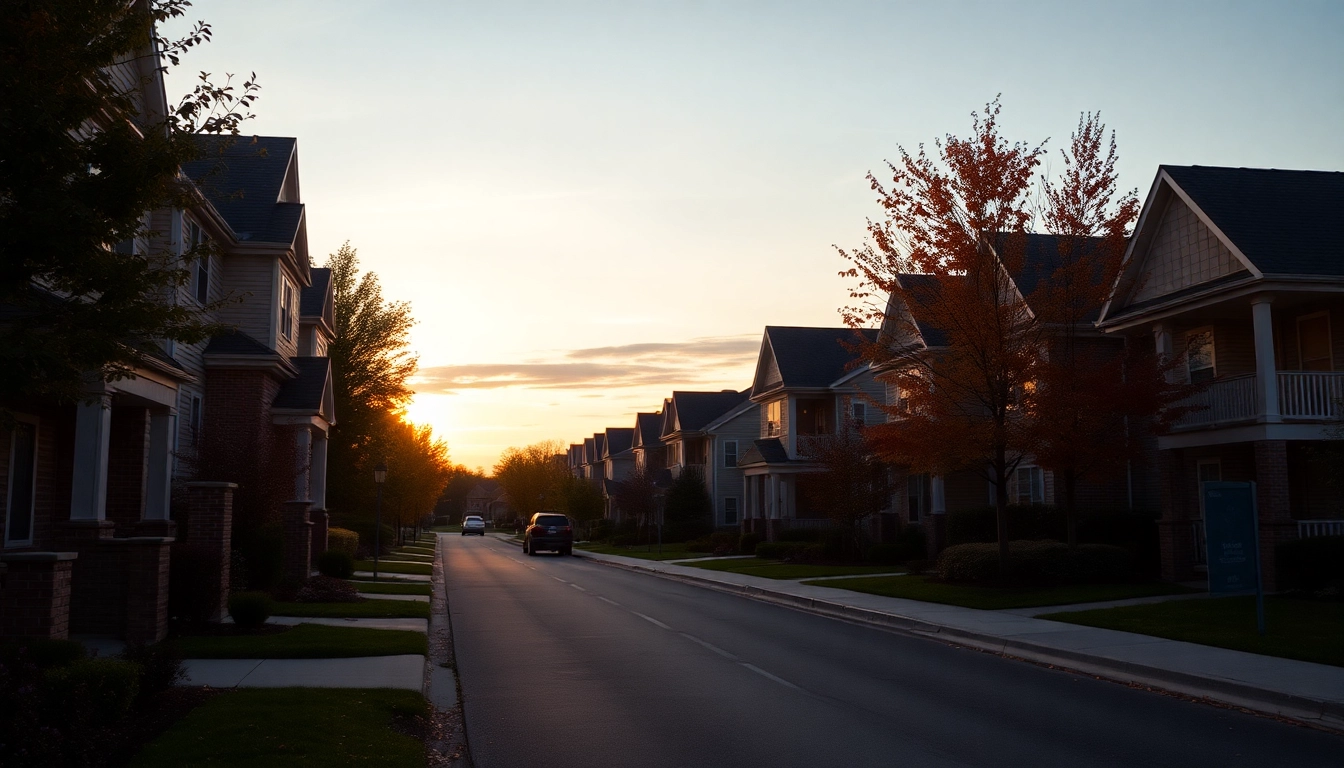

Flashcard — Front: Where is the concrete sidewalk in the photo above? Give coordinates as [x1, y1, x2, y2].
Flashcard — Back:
[559, 542, 1344, 730]
[182, 655, 425, 690]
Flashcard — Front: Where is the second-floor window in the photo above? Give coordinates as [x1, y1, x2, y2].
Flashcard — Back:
[668, 442, 681, 466]
[1298, 312, 1332, 371]
[190, 222, 209, 303]
[852, 401, 867, 426]
[190, 395, 203, 446]
[907, 473, 929, 523]
[1013, 466, 1045, 505]
[1186, 328, 1216, 383]
[723, 440, 738, 468]
[280, 280, 295, 340]
[766, 400, 782, 437]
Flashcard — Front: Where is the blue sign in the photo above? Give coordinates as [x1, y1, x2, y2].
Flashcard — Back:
[1203, 481, 1259, 595]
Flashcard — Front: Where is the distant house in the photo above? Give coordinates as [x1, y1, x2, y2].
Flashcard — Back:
[737, 327, 883, 537]
[631, 412, 667, 474]
[1097, 165, 1344, 586]
[464, 480, 511, 523]
[661, 389, 758, 529]
[599, 427, 636, 518]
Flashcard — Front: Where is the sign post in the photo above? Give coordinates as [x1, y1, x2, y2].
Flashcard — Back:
[1202, 481, 1265, 635]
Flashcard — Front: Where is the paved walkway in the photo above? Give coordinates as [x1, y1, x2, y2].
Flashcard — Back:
[182, 655, 424, 689]
[352, 571, 431, 582]
[227, 616, 429, 633]
[560, 542, 1344, 730]
[358, 592, 430, 602]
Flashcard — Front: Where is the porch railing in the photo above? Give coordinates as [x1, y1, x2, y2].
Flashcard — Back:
[1278, 372, 1344, 419]
[1172, 374, 1257, 429]
[780, 518, 838, 531]
[1298, 520, 1344, 538]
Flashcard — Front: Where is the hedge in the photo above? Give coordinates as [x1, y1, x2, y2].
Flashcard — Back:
[946, 505, 1159, 577]
[1277, 535, 1344, 595]
[328, 527, 359, 558]
[936, 540, 1131, 584]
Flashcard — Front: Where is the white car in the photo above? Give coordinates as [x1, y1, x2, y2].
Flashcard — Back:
[461, 515, 487, 536]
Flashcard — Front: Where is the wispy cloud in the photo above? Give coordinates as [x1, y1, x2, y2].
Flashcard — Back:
[413, 335, 759, 394]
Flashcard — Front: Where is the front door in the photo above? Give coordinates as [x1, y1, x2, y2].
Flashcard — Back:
[1193, 458, 1222, 566]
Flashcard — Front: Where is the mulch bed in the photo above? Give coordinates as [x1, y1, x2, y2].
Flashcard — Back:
[109, 687, 224, 766]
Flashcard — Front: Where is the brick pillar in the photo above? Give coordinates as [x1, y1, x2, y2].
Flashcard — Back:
[0, 553, 77, 640]
[185, 482, 236, 622]
[310, 509, 329, 561]
[1156, 448, 1196, 582]
[282, 500, 314, 583]
[1254, 440, 1295, 591]
[105, 407, 150, 536]
[58, 520, 121, 635]
[765, 518, 782, 542]
[123, 538, 172, 645]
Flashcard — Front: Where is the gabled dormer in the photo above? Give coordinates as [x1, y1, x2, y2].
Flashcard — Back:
[299, 268, 335, 357]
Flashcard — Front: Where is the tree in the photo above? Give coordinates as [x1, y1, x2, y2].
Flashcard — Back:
[839, 99, 1045, 573]
[800, 429, 890, 558]
[1, 0, 259, 404]
[376, 414, 453, 544]
[662, 466, 712, 542]
[436, 466, 485, 523]
[324, 242, 417, 521]
[557, 474, 606, 538]
[610, 467, 658, 528]
[493, 440, 569, 520]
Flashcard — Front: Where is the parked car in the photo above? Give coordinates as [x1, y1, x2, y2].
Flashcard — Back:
[524, 512, 573, 556]
[461, 515, 487, 536]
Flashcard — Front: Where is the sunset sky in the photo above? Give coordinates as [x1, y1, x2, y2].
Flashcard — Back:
[167, 1, 1344, 473]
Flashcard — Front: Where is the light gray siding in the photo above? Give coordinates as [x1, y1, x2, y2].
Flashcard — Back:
[709, 403, 760, 527]
[219, 255, 276, 347]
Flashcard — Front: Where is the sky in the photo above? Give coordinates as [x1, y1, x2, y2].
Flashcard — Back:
[165, 1, 1344, 473]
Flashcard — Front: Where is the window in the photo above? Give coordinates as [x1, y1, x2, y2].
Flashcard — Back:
[1013, 466, 1045, 505]
[190, 395, 202, 445]
[907, 473, 929, 523]
[724, 497, 739, 525]
[796, 398, 829, 436]
[5, 420, 38, 546]
[723, 440, 738, 468]
[1196, 458, 1222, 519]
[191, 222, 210, 303]
[1297, 313, 1333, 371]
[280, 280, 295, 340]
[668, 442, 681, 466]
[766, 400, 782, 437]
[1186, 328, 1216, 383]
[852, 401, 867, 426]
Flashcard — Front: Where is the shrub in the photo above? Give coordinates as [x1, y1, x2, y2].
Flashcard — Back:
[588, 519, 614, 542]
[9, 638, 87, 668]
[906, 559, 936, 575]
[118, 644, 185, 698]
[755, 542, 822, 561]
[936, 540, 1131, 584]
[328, 527, 359, 558]
[295, 575, 362, 603]
[228, 591, 274, 628]
[610, 533, 637, 546]
[738, 532, 763, 555]
[1277, 535, 1344, 596]
[44, 659, 141, 723]
[778, 528, 824, 543]
[168, 542, 224, 625]
[318, 550, 355, 579]
[683, 536, 716, 553]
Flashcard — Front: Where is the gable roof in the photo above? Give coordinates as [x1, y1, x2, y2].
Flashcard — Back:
[737, 438, 791, 467]
[603, 427, 634, 457]
[632, 412, 663, 449]
[752, 327, 876, 396]
[301, 267, 332, 318]
[1159, 165, 1344, 277]
[663, 390, 751, 437]
[272, 357, 334, 422]
[184, 135, 304, 245]
[204, 329, 274, 356]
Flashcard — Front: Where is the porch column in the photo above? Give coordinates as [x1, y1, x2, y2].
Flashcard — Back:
[293, 425, 313, 502]
[1251, 296, 1280, 421]
[70, 392, 112, 521]
[311, 429, 329, 510]
[1153, 323, 1175, 383]
[930, 475, 947, 515]
[143, 409, 176, 522]
[929, 475, 948, 555]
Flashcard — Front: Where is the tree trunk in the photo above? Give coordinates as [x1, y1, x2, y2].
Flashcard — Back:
[994, 450, 1010, 577]
[1064, 469, 1078, 552]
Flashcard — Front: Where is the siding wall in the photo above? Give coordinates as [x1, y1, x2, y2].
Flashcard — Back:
[709, 404, 760, 526]
[1132, 197, 1243, 303]
[219, 256, 277, 349]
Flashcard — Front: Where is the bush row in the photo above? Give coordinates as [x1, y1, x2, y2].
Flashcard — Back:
[936, 540, 1132, 584]
[1277, 535, 1344, 597]
[946, 505, 1159, 576]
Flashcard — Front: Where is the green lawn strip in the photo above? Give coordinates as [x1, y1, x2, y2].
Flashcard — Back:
[801, 574, 1197, 610]
[171, 623, 428, 659]
[347, 580, 432, 596]
[1042, 596, 1344, 667]
[354, 560, 431, 575]
[689, 559, 903, 580]
[133, 688, 427, 767]
[271, 600, 430, 619]
[576, 543, 711, 561]
[349, 574, 427, 584]
[382, 554, 434, 563]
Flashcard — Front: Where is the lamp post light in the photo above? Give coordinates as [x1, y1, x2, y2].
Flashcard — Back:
[373, 461, 388, 579]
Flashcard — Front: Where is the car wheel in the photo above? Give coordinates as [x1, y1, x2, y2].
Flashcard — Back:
[561, 546, 572, 557]
[524, 540, 533, 556]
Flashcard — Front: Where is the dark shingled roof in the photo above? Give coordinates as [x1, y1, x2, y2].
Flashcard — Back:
[669, 390, 750, 433]
[592, 433, 606, 457]
[634, 412, 663, 447]
[184, 135, 303, 244]
[893, 275, 950, 348]
[204, 329, 274, 356]
[1162, 166, 1344, 277]
[738, 438, 791, 466]
[604, 428, 634, 456]
[301, 267, 331, 317]
[272, 357, 330, 411]
[765, 327, 876, 389]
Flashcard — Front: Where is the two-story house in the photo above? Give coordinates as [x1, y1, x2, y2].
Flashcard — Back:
[630, 412, 667, 475]
[660, 389, 757, 529]
[1097, 165, 1344, 586]
[737, 327, 882, 538]
[600, 427, 636, 518]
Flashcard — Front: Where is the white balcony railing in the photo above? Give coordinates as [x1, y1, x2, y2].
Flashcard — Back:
[1279, 372, 1344, 419]
[1298, 520, 1344, 538]
[1172, 374, 1257, 428]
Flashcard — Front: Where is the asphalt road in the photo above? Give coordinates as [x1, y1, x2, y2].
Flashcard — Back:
[442, 534, 1342, 768]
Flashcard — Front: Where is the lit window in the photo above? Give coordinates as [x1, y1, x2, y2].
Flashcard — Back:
[766, 400, 782, 437]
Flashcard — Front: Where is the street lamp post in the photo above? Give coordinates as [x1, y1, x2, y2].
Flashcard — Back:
[373, 461, 388, 579]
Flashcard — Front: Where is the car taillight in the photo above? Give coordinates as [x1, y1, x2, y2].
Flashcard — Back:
[561, 526, 571, 533]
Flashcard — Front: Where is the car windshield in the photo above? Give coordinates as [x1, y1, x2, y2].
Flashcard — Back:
[534, 515, 569, 527]
[464, 517, 482, 522]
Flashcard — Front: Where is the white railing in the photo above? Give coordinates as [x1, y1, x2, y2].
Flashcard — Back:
[1278, 372, 1344, 419]
[1172, 374, 1257, 428]
[781, 518, 838, 531]
[1298, 520, 1344, 538]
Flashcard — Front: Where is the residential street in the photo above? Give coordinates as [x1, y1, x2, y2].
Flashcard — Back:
[442, 535, 1342, 768]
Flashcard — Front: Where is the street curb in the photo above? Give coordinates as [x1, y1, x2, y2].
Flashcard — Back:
[560, 545, 1344, 732]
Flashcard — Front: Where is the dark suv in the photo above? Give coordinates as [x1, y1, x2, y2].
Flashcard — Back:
[524, 512, 573, 556]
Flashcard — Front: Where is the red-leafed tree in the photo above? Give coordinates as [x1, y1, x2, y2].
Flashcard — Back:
[838, 99, 1045, 573]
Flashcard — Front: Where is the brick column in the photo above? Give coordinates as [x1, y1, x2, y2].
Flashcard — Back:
[184, 482, 236, 622]
[282, 500, 314, 583]
[124, 538, 172, 645]
[0, 553, 77, 640]
[1254, 440, 1295, 591]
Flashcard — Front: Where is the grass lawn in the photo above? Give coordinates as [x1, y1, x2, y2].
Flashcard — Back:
[382, 554, 434, 563]
[1042, 596, 1344, 667]
[171, 623, 428, 658]
[689, 558, 904, 580]
[576, 542, 724, 561]
[803, 574, 1198, 610]
[354, 560, 431, 575]
[134, 688, 427, 767]
[348, 580, 432, 596]
[271, 600, 430, 619]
